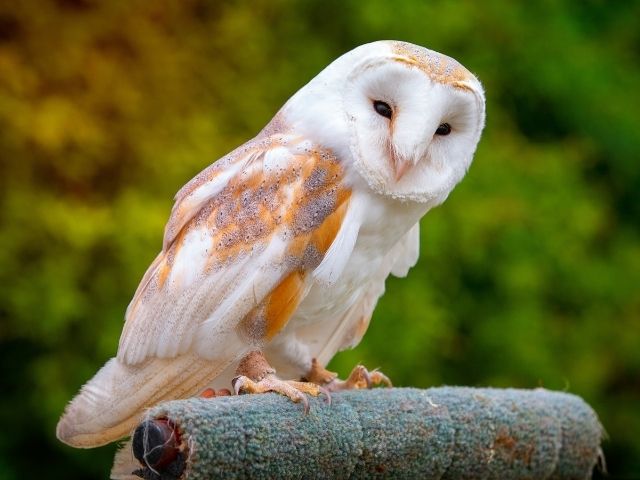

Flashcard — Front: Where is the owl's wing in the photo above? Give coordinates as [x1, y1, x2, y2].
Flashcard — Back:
[118, 134, 357, 366]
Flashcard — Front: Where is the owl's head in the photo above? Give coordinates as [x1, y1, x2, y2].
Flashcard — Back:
[284, 41, 485, 205]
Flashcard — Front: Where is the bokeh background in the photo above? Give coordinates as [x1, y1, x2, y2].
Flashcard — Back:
[1, 1, 639, 478]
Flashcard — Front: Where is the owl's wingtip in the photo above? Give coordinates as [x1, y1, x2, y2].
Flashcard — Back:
[55, 413, 74, 445]
[56, 398, 130, 448]
[57, 353, 223, 448]
[56, 413, 90, 448]
[54, 357, 142, 448]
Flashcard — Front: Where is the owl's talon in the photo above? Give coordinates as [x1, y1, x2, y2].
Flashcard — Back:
[231, 375, 247, 396]
[300, 394, 310, 414]
[319, 386, 332, 406]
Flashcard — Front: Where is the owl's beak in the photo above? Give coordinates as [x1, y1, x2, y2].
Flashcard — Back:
[392, 155, 411, 181]
[390, 147, 412, 181]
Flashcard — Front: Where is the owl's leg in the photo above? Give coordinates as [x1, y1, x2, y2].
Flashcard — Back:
[232, 351, 329, 411]
[304, 358, 392, 392]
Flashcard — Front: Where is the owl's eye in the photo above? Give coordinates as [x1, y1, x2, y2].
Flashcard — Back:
[435, 123, 452, 136]
[373, 100, 393, 119]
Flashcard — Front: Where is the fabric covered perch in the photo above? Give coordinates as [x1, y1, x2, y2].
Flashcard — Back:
[111, 387, 603, 480]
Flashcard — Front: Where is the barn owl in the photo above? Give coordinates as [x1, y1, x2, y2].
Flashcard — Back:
[57, 40, 485, 448]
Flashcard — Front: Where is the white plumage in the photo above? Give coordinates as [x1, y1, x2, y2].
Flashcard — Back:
[57, 40, 485, 447]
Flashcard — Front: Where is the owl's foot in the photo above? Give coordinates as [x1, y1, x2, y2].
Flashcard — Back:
[232, 374, 329, 412]
[305, 358, 392, 392]
[304, 358, 338, 384]
[232, 350, 330, 412]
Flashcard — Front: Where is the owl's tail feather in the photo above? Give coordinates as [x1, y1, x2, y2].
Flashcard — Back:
[56, 354, 224, 448]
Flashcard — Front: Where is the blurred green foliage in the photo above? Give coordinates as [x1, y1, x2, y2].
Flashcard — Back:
[0, 1, 638, 478]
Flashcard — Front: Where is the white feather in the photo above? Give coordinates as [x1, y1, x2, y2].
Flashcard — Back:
[390, 222, 420, 277]
[313, 193, 366, 285]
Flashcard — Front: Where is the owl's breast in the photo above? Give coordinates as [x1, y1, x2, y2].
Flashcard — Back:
[292, 190, 426, 329]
